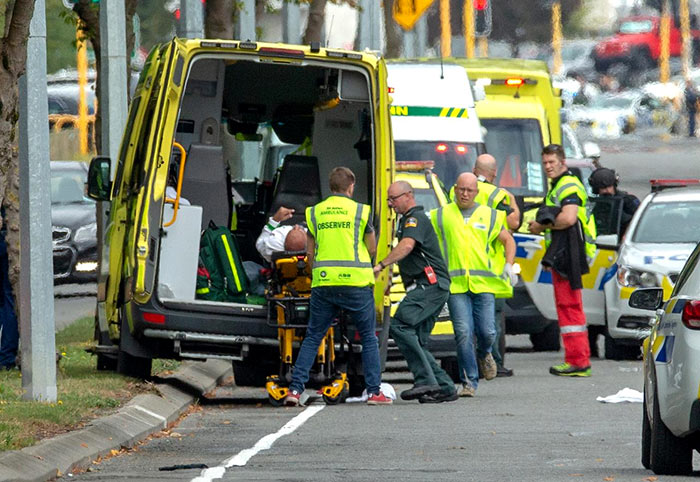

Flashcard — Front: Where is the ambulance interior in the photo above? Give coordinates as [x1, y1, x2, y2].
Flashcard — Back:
[157, 56, 375, 305]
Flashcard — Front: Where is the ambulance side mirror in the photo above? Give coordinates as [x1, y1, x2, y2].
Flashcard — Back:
[629, 288, 664, 311]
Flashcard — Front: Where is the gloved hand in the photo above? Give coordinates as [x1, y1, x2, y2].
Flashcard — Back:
[503, 263, 518, 287]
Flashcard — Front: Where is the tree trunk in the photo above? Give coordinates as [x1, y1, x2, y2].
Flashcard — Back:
[382, 0, 401, 58]
[205, 0, 233, 39]
[303, 0, 327, 44]
[74, 0, 137, 154]
[0, 0, 36, 311]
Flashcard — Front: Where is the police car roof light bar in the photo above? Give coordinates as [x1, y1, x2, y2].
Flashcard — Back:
[650, 179, 700, 192]
[396, 160, 435, 171]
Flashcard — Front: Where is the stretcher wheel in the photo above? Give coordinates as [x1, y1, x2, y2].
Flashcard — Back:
[322, 387, 348, 405]
[268, 394, 286, 407]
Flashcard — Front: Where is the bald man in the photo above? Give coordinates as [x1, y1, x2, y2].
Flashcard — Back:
[473, 154, 520, 377]
[431, 173, 516, 396]
[473, 154, 520, 231]
[255, 206, 307, 263]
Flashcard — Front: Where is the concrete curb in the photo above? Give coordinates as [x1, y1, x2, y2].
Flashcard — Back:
[0, 359, 232, 482]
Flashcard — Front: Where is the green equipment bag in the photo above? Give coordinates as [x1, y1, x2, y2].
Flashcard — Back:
[196, 221, 249, 303]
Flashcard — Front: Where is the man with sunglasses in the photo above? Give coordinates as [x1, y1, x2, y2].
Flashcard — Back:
[374, 181, 458, 403]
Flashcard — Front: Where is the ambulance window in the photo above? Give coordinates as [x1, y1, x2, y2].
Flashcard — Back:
[112, 96, 141, 198]
[480, 118, 545, 197]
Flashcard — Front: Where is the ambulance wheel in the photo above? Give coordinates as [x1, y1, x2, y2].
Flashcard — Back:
[94, 323, 117, 371]
[530, 321, 560, 352]
[117, 349, 152, 379]
[268, 394, 285, 407]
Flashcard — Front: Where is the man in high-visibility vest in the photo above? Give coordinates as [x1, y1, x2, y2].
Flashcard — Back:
[374, 181, 458, 404]
[432, 173, 516, 397]
[473, 154, 519, 377]
[527, 144, 596, 377]
[284, 167, 392, 406]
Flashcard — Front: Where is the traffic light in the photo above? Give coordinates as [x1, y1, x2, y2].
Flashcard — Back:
[474, 0, 492, 37]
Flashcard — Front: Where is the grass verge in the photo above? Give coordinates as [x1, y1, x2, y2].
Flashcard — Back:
[0, 317, 180, 452]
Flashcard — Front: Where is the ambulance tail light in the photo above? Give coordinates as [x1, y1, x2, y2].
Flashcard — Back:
[388, 87, 395, 94]
[682, 301, 700, 329]
[436, 143, 448, 153]
[491, 78, 537, 86]
[143, 312, 166, 325]
[455, 145, 467, 154]
[259, 47, 305, 59]
[396, 161, 435, 171]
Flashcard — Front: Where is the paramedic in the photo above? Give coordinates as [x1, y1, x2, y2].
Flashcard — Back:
[431, 173, 516, 397]
[285, 167, 392, 406]
[255, 206, 307, 263]
[473, 154, 519, 377]
[527, 144, 595, 377]
[374, 181, 458, 404]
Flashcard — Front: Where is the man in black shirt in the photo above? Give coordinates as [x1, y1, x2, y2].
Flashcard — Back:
[374, 181, 457, 404]
[588, 167, 640, 236]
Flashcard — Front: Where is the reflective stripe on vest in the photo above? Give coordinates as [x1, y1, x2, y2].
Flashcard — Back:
[545, 175, 596, 260]
[560, 324, 588, 334]
[306, 196, 374, 287]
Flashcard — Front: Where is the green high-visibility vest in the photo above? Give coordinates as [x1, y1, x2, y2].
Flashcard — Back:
[545, 174, 597, 260]
[476, 180, 513, 298]
[431, 202, 506, 295]
[306, 195, 374, 288]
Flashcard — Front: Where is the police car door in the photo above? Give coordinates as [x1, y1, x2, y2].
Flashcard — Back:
[515, 196, 623, 324]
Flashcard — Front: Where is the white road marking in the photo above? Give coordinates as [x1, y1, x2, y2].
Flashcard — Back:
[191, 405, 325, 481]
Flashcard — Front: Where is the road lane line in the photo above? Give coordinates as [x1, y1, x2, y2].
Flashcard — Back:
[191, 405, 325, 481]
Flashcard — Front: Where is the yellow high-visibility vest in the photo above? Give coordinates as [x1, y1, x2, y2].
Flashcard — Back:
[475, 180, 513, 298]
[306, 195, 374, 288]
[545, 174, 597, 260]
[431, 202, 506, 295]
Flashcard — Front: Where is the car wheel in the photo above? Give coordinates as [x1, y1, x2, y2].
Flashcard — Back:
[604, 330, 641, 360]
[530, 321, 560, 352]
[631, 47, 652, 71]
[650, 382, 693, 474]
[641, 386, 651, 470]
[440, 356, 461, 383]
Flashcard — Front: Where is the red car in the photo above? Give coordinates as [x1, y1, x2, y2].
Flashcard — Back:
[593, 16, 700, 72]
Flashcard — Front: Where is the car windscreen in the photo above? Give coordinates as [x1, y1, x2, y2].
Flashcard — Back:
[632, 201, 700, 243]
[618, 20, 653, 34]
[413, 188, 441, 212]
[394, 141, 479, 189]
[589, 95, 635, 109]
[51, 169, 89, 204]
[480, 118, 546, 197]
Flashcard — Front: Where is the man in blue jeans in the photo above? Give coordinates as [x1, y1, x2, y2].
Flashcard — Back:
[285, 167, 391, 406]
[432, 173, 515, 397]
[0, 227, 18, 371]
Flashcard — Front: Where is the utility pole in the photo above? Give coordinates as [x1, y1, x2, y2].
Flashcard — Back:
[19, 0, 56, 402]
[552, 1, 563, 76]
[403, 29, 417, 57]
[464, 0, 475, 58]
[235, 0, 256, 41]
[416, 15, 428, 57]
[681, 0, 691, 79]
[440, 0, 451, 56]
[660, 0, 671, 83]
[357, 0, 381, 51]
[282, 2, 302, 44]
[178, 0, 204, 39]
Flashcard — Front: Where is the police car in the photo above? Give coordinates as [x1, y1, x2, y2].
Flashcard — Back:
[632, 240, 700, 475]
[602, 182, 700, 359]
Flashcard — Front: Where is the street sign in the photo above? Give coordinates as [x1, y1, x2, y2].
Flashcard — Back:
[393, 0, 435, 31]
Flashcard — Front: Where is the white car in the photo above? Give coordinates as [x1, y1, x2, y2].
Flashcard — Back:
[602, 186, 700, 359]
[633, 241, 700, 475]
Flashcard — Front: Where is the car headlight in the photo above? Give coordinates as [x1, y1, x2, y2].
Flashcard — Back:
[74, 222, 97, 244]
[617, 266, 659, 288]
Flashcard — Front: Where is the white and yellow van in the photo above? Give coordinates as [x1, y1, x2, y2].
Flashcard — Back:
[387, 60, 486, 189]
[87, 39, 395, 388]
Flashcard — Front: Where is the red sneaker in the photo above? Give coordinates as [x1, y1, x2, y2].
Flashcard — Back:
[367, 391, 393, 405]
[284, 390, 301, 406]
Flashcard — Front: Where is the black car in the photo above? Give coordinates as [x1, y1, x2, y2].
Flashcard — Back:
[51, 161, 97, 283]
